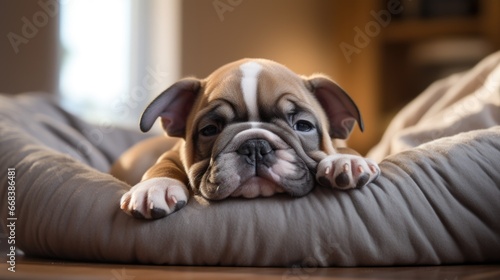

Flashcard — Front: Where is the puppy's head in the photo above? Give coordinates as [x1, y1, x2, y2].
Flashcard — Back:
[140, 59, 363, 200]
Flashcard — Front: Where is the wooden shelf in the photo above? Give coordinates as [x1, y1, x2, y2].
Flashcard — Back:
[383, 17, 481, 42]
[329, 0, 499, 153]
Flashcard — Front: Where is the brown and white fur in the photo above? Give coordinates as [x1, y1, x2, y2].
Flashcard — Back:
[112, 58, 380, 219]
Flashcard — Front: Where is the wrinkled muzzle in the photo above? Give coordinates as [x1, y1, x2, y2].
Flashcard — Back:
[192, 123, 317, 200]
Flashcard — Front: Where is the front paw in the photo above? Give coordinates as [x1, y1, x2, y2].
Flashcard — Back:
[120, 177, 189, 219]
[316, 154, 380, 189]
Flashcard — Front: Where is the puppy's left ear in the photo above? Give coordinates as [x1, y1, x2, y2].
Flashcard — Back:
[140, 78, 201, 137]
[306, 75, 364, 139]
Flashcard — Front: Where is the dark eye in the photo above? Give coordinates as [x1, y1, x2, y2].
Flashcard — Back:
[200, 125, 219, 137]
[294, 120, 314, 132]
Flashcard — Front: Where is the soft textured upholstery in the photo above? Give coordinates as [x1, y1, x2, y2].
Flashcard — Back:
[1, 52, 499, 266]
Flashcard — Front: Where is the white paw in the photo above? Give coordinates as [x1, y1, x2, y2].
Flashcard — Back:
[316, 154, 380, 190]
[120, 177, 189, 219]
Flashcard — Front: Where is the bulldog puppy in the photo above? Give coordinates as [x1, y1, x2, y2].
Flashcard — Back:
[117, 58, 380, 219]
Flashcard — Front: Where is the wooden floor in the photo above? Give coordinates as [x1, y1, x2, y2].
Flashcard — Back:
[1, 254, 499, 280]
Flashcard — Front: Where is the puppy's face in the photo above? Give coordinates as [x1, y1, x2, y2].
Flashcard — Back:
[140, 59, 363, 200]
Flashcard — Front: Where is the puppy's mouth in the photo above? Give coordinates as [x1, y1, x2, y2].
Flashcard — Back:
[230, 177, 285, 198]
[206, 154, 288, 199]
[195, 127, 315, 200]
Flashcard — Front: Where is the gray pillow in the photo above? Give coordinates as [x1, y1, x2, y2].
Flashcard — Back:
[0, 94, 499, 266]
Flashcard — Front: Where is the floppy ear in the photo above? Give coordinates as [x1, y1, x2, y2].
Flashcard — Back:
[306, 75, 364, 139]
[140, 78, 201, 137]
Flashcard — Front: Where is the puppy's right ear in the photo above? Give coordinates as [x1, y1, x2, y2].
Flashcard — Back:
[140, 78, 201, 137]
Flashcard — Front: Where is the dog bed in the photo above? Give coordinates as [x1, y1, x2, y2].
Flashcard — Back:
[1, 52, 499, 266]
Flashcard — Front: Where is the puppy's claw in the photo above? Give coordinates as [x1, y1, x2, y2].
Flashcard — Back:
[343, 163, 349, 172]
[324, 166, 331, 175]
[357, 166, 364, 174]
[120, 194, 130, 210]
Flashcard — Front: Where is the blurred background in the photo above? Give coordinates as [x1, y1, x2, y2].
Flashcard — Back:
[1, 0, 498, 154]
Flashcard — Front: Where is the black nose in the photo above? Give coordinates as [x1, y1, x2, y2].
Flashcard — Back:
[237, 139, 273, 164]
